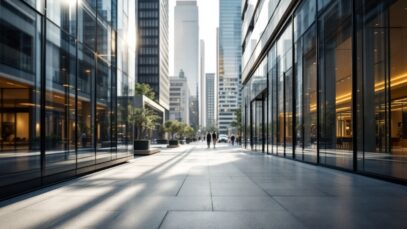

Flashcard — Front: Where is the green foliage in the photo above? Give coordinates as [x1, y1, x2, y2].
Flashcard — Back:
[184, 126, 195, 138]
[164, 120, 181, 140]
[135, 83, 156, 101]
[164, 120, 194, 140]
[177, 123, 188, 138]
[230, 107, 242, 134]
[129, 107, 159, 140]
[206, 126, 218, 133]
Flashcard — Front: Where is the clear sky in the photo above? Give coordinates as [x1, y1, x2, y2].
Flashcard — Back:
[169, 0, 219, 75]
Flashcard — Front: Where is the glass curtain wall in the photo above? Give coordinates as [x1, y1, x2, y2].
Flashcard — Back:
[294, 0, 318, 162]
[242, 0, 407, 182]
[268, 46, 278, 155]
[117, 0, 133, 158]
[45, 21, 77, 174]
[0, 0, 42, 187]
[77, 44, 95, 166]
[318, 0, 353, 169]
[250, 59, 267, 151]
[0, 0, 133, 199]
[96, 1, 114, 162]
[356, 0, 407, 180]
[277, 24, 293, 157]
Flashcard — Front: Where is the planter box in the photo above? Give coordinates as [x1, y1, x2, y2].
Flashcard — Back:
[134, 148, 160, 156]
[156, 139, 169, 144]
[167, 140, 179, 148]
[134, 140, 160, 155]
[134, 140, 150, 150]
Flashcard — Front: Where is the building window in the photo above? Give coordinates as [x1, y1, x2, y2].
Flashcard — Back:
[356, 0, 407, 180]
[318, 0, 353, 169]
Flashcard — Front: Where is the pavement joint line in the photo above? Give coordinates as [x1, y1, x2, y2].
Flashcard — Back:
[157, 210, 169, 229]
[240, 150, 314, 229]
[208, 162, 214, 211]
[175, 172, 189, 196]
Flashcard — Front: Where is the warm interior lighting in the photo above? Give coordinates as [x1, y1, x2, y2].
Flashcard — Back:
[375, 73, 407, 91]
[18, 103, 37, 107]
[306, 73, 407, 111]
[53, 95, 64, 100]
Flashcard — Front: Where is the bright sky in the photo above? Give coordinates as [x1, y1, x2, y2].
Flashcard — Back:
[169, 0, 219, 75]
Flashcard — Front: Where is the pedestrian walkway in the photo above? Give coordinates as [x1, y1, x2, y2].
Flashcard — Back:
[0, 143, 406, 229]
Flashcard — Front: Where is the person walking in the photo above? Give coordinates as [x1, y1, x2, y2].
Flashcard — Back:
[206, 132, 211, 148]
[212, 132, 217, 148]
[231, 135, 235, 146]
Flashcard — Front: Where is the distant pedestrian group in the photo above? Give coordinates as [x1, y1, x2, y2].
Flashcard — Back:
[206, 132, 217, 148]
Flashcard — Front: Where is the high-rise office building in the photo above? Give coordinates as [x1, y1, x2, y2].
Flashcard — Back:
[199, 40, 206, 129]
[0, 0, 135, 199]
[206, 73, 216, 128]
[137, 0, 169, 110]
[173, 0, 199, 97]
[169, 71, 189, 124]
[218, 0, 242, 135]
[241, 0, 407, 183]
[189, 95, 199, 129]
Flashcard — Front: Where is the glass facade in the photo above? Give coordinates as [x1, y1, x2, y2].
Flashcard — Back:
[242, 0, 407, 182]
[0, 0, 135, 199]
[137, 0, 169, 109]
[218, 0, 242, 135]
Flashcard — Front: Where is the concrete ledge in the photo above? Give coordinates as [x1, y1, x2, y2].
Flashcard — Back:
[167, 145, 180, 148]
[134, 149, 160, 155]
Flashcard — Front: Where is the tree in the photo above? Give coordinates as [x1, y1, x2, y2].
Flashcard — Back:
[164, 120, 181, 140]
[177, 122, 188, 139]
[206, 126, 218, 133]
[129, 108, 159, 140]
[230, 108, 242, 135]
[135, 83, 156, 101]
[184, 126, 195, 138]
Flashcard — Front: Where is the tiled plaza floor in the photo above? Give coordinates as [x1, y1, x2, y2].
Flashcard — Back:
[0, 143, 406, 229]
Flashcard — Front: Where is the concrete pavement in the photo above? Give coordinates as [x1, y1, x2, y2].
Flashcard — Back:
[0, 142, 406, 228]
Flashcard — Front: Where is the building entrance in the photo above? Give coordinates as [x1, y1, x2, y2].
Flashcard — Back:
[251, 94, 266, 152]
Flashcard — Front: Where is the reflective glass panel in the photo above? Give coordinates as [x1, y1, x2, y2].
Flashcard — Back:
[77, 44, 95, 167]
[357, 0, 407, 180]
[0, 0, 42, 186]
[318, 0, 353, 169]
[45, 22, 76, 174]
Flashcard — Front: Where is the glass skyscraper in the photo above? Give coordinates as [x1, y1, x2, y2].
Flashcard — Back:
[241, 0, 407, 182]
[218, 0, 242, 135]
[137, 0, 169, 110]
[0, 0, 135, 199]
[206, 73, 216, 128]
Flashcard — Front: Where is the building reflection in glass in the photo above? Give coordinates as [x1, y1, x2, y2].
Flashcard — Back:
[0, 0, 134, 199]
[242, 0, 407, 182]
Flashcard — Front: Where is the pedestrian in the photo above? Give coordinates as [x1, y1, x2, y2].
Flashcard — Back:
[206, 132, 211, 148]
[212, 132, 217, 148]
[231, 135, 235, 146]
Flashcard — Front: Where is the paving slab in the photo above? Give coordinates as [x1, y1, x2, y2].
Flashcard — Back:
[0, 142, 406, 229]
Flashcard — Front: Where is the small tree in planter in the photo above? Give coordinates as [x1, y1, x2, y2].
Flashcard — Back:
[164, 120, 181, 147]
[177, 123, 188, 144]
[156, 126, 168, 144]
[230, 108, 243, 144]
[184, 126, 195, 143]
[129, 107, 159, 150]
